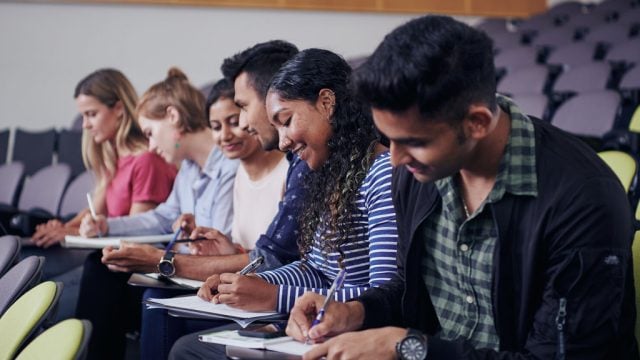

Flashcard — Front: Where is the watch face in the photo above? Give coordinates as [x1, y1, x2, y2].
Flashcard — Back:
[400, 336, 427, 360]
[158, 260, 175, 276]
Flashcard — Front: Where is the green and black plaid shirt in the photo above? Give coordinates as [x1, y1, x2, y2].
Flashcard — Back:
[420, 95, 538, 350]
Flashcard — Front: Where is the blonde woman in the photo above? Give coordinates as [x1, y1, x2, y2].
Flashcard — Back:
[31, 69, 176, 248]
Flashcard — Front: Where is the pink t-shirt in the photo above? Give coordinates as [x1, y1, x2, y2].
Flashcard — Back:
[106, 152, 177, 217]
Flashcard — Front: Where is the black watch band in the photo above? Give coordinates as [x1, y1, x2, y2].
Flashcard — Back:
[396, 328, 428, 360]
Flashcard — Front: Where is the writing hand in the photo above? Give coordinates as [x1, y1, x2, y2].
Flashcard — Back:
[79, 213, 107, 238]
[188, 226, 237, 256]
[197, 274, 221, 302]
[286, 292, 365, 342]
[215, 273, 277, 311]
[302, 327, 406, 360]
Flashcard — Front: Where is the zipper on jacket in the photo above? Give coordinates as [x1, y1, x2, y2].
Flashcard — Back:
[555, 297, 567, 360]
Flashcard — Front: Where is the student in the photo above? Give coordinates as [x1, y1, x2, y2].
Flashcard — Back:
[76, 67, 238, 360]
[286, 16, 639, 360]
[21, 69, 176, 322]
[201, 77, 288, 251]
[169, 48, 399, 359]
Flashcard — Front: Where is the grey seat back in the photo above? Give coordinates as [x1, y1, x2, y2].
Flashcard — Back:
[0, 256, 44, 316]
[0, 162, 25, 206]
[0, 235, 20, 277]
[18, 164, 71, 215]
[59, 171, 95, 219]
[551, 90, 621, 138]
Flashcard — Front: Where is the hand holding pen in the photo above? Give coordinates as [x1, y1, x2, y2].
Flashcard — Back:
[306, 268, 347, 343]
[80, 192, 106, 238]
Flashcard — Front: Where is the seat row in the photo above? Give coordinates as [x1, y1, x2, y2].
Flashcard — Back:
[0, 235, 91, 360]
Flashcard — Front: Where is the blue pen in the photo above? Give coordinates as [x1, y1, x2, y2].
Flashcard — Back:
[306, 268, 347, 343]
[164, 228, 183, 252]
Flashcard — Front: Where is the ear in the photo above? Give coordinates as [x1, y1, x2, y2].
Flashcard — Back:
[463, 104, 495, 140]
[114, 100, 125, 118]
[316, 89, 336, 118]
[166, 106, 181, 126]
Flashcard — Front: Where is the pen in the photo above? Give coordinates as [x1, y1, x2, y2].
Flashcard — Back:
[164, 228, 183, 252]
[86, 192, 102, 238]
[237, 256, 264, 275]
[306, 268, 347, 343]
[173, 236, 209, 244]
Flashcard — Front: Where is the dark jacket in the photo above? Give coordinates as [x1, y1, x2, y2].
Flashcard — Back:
[358, 119, 639, 359]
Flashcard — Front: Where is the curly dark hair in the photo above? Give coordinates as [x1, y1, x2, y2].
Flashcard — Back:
[268, 48, 379, 267]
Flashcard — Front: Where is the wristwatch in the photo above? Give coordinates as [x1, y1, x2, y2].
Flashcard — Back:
[157, 251, 176, 277]
[396, 328, 428, 360]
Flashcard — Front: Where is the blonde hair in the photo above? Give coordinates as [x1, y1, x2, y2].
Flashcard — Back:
[136, 67, 209, 133]
[75, 69, 148, 190]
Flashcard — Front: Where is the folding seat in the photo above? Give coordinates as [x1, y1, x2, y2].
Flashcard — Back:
[58, 170, 95, 221]
[607, 38, 640, 63]
[497, 65, 550, 97]
[0, 128, 8, 165]
[12, 128, 56, 177]
[494, 46, 541, 75]
[509, 93, 550, 121]
[57, 129, 84, 178]
[0, 162, 25, 207]
[598, 150, 638, 193]
[552, 62, 613, 96]
[546, 42, 599, 67]
[14, 319, 92, 360]
[1, 164, 71, 236]
[551, 90, 621, 140]
[564, 12, 610, 34]
[0, 281, 62, 360]
[491, 32, 524, 52]
[620, 66, 640, 105]
[584, 22, 635, 46]
[618, 8, 640, 27]
[475, 18, 510, 35]
[0, 256, 44, 316]
[531, 26, 577, 49]
[0, 235, 20, 277]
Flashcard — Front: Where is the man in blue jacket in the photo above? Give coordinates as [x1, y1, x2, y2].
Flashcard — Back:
[287, 15, 638, 360]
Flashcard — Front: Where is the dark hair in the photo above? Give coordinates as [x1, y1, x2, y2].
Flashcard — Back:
[354, 15, 497, 123]
[204, 78, 235, 119]
[221, 40, 299, 100]
[269, 48, 379, 267]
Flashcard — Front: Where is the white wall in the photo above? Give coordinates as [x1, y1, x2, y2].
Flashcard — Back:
[0, 2, 433, 131]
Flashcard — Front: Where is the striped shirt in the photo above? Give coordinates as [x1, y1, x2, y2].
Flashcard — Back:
[257, 151, 398, 313]
[420, 95, 538, 350]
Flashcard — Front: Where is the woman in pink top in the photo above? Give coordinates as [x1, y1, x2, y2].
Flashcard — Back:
[31, 69, 176, 247]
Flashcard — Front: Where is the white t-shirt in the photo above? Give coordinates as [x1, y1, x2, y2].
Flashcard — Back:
[231, 157, 289, 250]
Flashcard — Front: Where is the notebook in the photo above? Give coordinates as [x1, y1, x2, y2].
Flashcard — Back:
[198, 329, 312, 356]
[145, 295, 284, 327]
[62, 234, 174, 249]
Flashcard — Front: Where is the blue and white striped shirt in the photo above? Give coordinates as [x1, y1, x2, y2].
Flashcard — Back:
[256, 151, 398, 313]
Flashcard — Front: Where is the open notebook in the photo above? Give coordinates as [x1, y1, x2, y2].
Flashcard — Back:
[145, 295, 285, 327]
[62, 234, 174, 249]
[198, 329, 312, 356]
